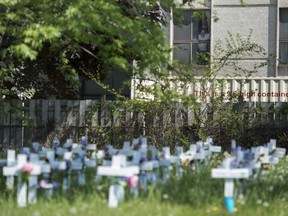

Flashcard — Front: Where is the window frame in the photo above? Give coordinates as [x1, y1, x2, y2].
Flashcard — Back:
[172, 9, 211, 65]
[279, 8, 288, 65]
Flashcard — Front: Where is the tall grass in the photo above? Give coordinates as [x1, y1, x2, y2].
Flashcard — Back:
[1, 158, 288, 216]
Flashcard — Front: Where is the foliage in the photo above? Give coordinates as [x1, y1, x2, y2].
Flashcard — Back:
[84, 99, 196, 150]
[65, 29, 271, 148]
[0, 0, 184, 99]
[0, 0, 251, 100]
[127, 30, 269, 148]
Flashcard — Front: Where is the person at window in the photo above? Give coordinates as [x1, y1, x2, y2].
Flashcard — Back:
[197, 29, 210, 65]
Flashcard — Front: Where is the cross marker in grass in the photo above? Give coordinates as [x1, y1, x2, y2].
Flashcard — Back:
[212, 157, 250, 214]
[97, 154, 140, 208]
[3, 154, 41, 207]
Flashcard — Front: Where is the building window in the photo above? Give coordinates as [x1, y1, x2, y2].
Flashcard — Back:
[173, 10, 210, 65]
[279, 8, 288, 65]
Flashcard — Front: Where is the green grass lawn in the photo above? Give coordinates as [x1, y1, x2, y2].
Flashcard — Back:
[1, 158, 288, 216]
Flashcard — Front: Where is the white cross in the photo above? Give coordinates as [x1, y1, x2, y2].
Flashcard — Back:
[3, 150, 16, 189]
[71, 147, 86, 186]
[3, 154, 41, 207]
[97, 155, 139, 208]
[62, 151, 72, 190]
[189, 143, 206, 172]
[212, 157, 250, 213]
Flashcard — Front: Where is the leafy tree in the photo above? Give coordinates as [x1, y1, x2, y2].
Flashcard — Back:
[0, 0, 186, 99]
[0, 0, 249, 99]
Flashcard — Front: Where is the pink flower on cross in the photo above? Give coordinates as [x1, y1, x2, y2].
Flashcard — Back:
[21, 163, 34, 173]
[21, 163, 34, 182]
[127, 176, 139, 189]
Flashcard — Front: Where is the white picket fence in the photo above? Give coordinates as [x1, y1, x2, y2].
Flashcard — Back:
[132, 77, 288, 102]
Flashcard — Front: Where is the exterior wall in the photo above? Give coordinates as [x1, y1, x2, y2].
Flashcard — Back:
[134, 0, 288, 99]
[279, 0, 288, 7]
[212, 0, 277, 77]
[174, 0, 211, 9]
[172, 0, 288, 77]
[83, 1, 288, 99]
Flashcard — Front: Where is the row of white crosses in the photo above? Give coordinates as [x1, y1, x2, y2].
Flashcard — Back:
[2, 136, 98, 207]
[2, 147, 59, 207]
[96, 136, 222, 208]
[96, 137, 155, 208]
[44, 137, 97, 189]
[211, 139, 286, 214]
[177, 136, 222, 174]
[96, 137, 183, 208]
[1, 135, 223, 209]
[97, 154, 140, 208]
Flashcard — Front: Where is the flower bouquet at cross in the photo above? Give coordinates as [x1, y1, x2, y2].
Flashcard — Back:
[21, 163, 34, 182]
